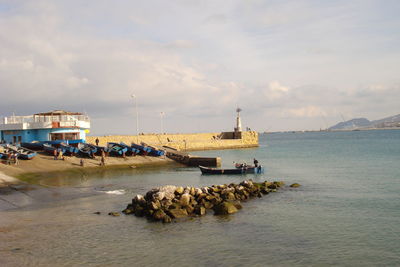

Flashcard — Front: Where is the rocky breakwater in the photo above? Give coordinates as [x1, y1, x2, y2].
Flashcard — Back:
[122, 180, 290, 223]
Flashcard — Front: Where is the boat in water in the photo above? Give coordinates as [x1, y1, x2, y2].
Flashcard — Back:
[199, 165, 264, 175]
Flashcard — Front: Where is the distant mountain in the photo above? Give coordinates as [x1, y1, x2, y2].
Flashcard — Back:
[328, 118, 371, 130]
[328, 114, 400, 130]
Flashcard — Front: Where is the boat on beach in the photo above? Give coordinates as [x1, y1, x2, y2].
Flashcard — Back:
[199, 165, 264, 175]
[78, 143, 97, 157]
[107, 143, 128, 157]
[43, 143, 66, 156]
[21, 141, 44, 151]
[5, 144, 37, 160]
[131, 143, 152, 156]
[119, 142, 140, 156]
[59, 143, 79, 156]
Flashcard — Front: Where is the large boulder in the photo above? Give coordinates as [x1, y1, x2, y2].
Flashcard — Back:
[290, 183, 301, 188]
[180, 193, 191, 207]
[153, 209, 167, 221]
[213, 201, 239, 215]
[167, 208, 188, 219]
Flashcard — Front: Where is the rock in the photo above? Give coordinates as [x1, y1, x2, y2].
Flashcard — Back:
[175, 186, 184, 195]
[108, 212, 120, 217]
[185, 205, 194, 214]
[153, 191, 165, 201]
[162, 215, 172, 223]
[93, 211, 101, 215]
[122, 208, 133, 214]
[194, 206, 206, 216]
[195, 188, 202, 196]
[290, 183, 301, 188]
[149, 201, 161, 210]
[132, 194, 146, 206]
[274, 181, 285, 187]
[153, 209, 167, 221]
[168, 208, 188, 219]
[134, 206, 145, 217]
[180, 193, 191, 207]
[190, 187, 195, 196]
[202, 200, 213, 209]
[213, 201, 238, 215]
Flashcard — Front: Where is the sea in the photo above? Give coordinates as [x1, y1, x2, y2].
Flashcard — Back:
[1, 129, 399, 266]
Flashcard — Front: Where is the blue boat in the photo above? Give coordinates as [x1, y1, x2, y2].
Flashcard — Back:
[6, 144, 37, 160]
[43, 144, 66, 156]
[40, 139, 85, 145]
[21, 141, 44, 151]
[131, 143, 152, 156]
[132, 143, 165, 157]
[78, 143, 97, 158]
[93, 145, 110, 156]
[59, 143, 79, 156]
[107, 143, 128, 157]
[119, 142, 140, 156]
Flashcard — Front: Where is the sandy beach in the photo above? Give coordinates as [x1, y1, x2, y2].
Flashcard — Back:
[0, 153, 175, 187]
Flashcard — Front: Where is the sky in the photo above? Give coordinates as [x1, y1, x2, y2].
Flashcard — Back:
[0, 0, 399, 134]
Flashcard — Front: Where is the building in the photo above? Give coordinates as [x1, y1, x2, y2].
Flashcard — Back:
[0, 110, 90, 143]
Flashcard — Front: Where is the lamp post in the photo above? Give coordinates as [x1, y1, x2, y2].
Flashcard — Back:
[160, 112, 165, 134]
[131, 94, 139, 143]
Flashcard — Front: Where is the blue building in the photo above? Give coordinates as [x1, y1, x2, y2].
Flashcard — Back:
[0, 110, 90, 144]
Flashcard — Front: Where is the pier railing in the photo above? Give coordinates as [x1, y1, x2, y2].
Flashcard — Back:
[1, 115, 90, 125]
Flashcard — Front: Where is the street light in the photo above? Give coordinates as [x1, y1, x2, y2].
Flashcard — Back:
[160, 112, 165, 134]
[131, 94, 139, 143]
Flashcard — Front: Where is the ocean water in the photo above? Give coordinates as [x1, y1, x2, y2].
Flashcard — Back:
[1, 130, 399, 266]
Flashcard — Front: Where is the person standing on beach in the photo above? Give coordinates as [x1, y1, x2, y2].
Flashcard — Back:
[14, 153, 19, 165]
[53, 149, 58, 160]
[95, 138, 99, 146]
[100, 154, 105, 166]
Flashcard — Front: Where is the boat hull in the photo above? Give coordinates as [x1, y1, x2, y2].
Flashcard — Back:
[199, 165, 264, 175]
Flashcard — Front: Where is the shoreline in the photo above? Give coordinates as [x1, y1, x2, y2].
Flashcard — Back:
[0, 153, 176, 188]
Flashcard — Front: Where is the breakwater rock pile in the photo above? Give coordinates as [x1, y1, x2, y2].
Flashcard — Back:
[122, 180, 287, 223]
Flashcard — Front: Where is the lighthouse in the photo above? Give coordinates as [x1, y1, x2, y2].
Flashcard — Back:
[234, 107, 242, 133]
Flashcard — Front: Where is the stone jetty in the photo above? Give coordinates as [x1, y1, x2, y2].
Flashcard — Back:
[122, 180, 287, 223]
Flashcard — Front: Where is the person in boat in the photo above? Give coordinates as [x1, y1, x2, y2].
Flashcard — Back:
[95, 138, 99, 146]
[253, 158, 259, 167]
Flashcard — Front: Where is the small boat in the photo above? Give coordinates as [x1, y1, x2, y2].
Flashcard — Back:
[107, 143, 128, 157]
[21, 141, 44, 151]
[147, 145, 165, 157]
[199, 165, 264, 175]
[78, 143, 98, 157]
[131, 143, 152, 155]
[6, 144, 37, 160]
[43, 144, 66, 156]
[93, 145, 109, 156]
[40, 139, 84, 145]
[119, 142, 140, 156]
[59, 143, 79, 156]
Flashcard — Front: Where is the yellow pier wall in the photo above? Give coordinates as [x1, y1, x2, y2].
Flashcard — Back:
[87, 131, 258, 151]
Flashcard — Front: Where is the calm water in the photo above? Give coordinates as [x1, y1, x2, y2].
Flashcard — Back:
[1, 130, 399, 266]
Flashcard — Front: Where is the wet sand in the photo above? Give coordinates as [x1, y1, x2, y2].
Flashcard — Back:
[0, 153, 176, 211]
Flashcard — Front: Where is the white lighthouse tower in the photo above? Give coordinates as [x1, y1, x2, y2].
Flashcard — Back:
[234, 107, 242, 133]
